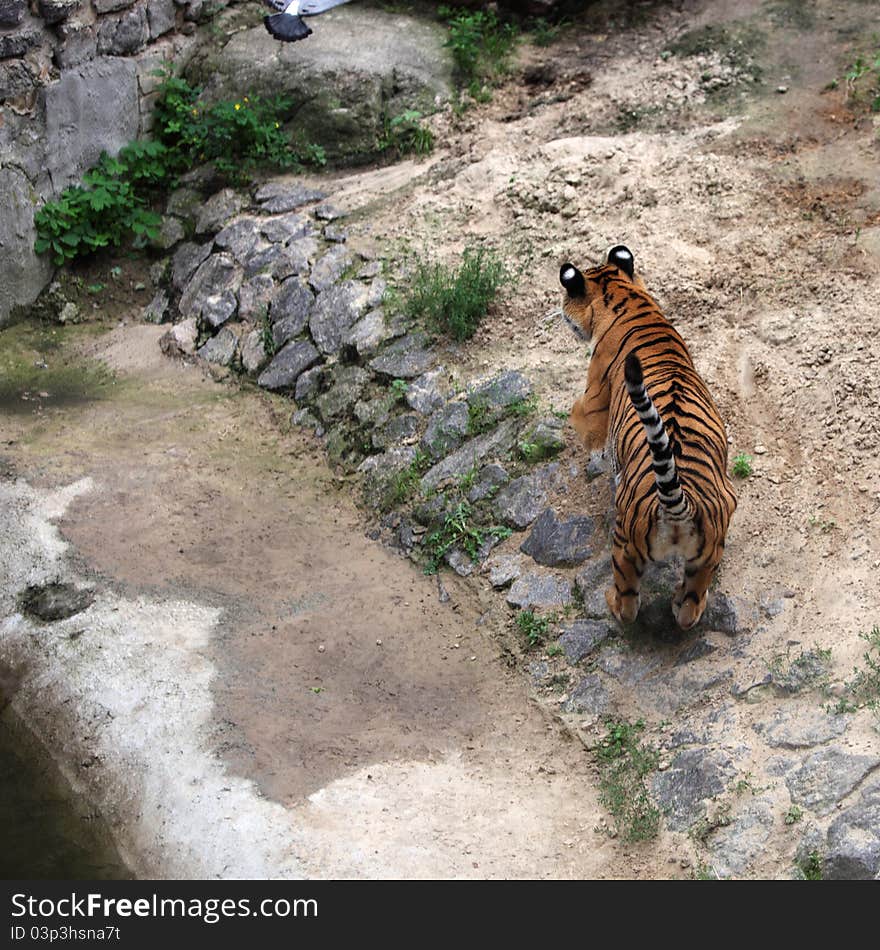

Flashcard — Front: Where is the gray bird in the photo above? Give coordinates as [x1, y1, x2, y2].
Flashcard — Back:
[263, 0, 354, 43]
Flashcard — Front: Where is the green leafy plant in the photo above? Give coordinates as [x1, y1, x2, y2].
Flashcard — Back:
[34, 161, 162, 265]
[259, 307, 277, 360]
[439, 6, 518, 97]
[596, 718, 661, 842]
[732, 452, 753, 478]
[424, 500, 510, 574]
[841, 625, 880, 710]
[807, 514, 837, 533]
[389, 449, 431, 508]
[152, 74, 317, 183]
[379, 110, 435, 157]
[390, 378, 409, 401]
[516, 609, 551, 647]
[842, 52, 880, 112]
[518, 440, 542, 462]
[529, 17, 568, 47]
[785, 805, 803, 825]
[34, 70, 326, 266]
[507, 394, 539, 417]
[403, 245, 509, 342]
[690, 803, 732, 843]
[799, 850, 822, 881]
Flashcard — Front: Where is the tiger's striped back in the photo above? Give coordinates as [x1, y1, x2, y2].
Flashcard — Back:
[559, 245, 737, 630]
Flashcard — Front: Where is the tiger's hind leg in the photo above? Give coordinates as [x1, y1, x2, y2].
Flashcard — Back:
[672, 558, 717, 630]
[606, 532, 645, 624]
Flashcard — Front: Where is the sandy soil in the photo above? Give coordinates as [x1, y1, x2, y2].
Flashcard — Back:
[336, 0, 880, 699]
[3, 324, 675, 878]
[3, 0, 880, 879]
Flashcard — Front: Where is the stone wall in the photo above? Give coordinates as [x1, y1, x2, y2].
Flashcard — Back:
[0, 0, 228, 325]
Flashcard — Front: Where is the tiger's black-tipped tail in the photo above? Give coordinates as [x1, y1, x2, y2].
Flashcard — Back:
[264, 13, 312, 41]
[624, 354, 690, 520]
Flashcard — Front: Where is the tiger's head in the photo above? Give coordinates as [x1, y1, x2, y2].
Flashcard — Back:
[559, 245, 642, 342]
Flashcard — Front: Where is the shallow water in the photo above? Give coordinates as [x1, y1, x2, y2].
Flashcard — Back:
[0, 713, 131, 880]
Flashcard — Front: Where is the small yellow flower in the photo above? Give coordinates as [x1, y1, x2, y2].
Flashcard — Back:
[274, 122, 280, 128]
[243, 97, 249, 103]
[234, 103, 241, 111]
[191, 108, 198, 116]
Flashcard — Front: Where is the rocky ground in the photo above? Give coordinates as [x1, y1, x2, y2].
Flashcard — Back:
[2, 0, 880, 879]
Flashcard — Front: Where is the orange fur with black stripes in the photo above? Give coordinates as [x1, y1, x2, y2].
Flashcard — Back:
[560, 246, 736, 630]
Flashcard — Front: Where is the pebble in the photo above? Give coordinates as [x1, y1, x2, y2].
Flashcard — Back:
[376, 639, 382, 646]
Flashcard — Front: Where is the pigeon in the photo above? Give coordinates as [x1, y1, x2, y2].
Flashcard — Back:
[263, 0, 354, 43]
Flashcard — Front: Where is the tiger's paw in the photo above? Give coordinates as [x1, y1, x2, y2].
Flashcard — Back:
[673, 595, 707, 631]
[606, 585, 640, 624]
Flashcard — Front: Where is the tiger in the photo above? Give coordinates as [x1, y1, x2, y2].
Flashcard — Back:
[559, 245, 737, 630]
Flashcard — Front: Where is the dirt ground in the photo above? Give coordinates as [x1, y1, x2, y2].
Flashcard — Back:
[2, 0, 880, 879]
[338, 0, 880, 714]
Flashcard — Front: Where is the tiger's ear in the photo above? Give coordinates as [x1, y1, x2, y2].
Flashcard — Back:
[607, 245, 635, 278]
[560, 263, 586, 298]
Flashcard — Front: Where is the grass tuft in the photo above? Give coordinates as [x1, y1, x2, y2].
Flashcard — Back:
[596, 719, 661, 842]
[402, 246, 509, 342]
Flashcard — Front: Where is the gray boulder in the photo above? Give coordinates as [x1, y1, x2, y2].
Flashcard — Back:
[785, 749, 880, 816]
[214, 216, 262, 263]
[421, 401, 470, 459]
[574, 557, 614, 619]
[269, 237, 318, 279]
[96, 6, 149, 56]
[369, 331, 435, 379]
[420, 419, 518, 492]
[310, 280, 370, 354]
[650, 748, 736, 832]
[240, 328, 269, 375]
[142, 291, 170, 324]
[0, 0, 26, 27]
[520, 507, 596, 566]
[172, 241, 213, 291]
[466, 463, 509, 502]
[372, 413, 420, 451]
[255, 181, 327, 213]
[260, 211, 313, 245]
[486, 554, 522, 589]
[237, 274, 276, 322]
[558, 620, 612, 663]
[358, 445, 418, 510]
[178, 253, 242, 323]
[561, 674, 611, 716]
[146, 0, 175, 38]
[405, 366, 446, 415]
[315, 366, 371, 421]
[506, 573, 572, 610]
[0, 18, 42, 58]
[468, 370, 532, 414]
[44, 56, 138, 192]
[37, 0, 80, 24]
[309, 244, 354, 293]
[0, 167, 53, 327]
[493, 463, 565, 530]
[257, 339, 321, 391]
[197, 326, 238, 367]
[344, 308, 396, 357]
[196, 189, 244, 235]
[186, 7, 453, 162]
[824, 778, 880, 880]
[270, 277, 314, 345]
[707, 799, 775, 878]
